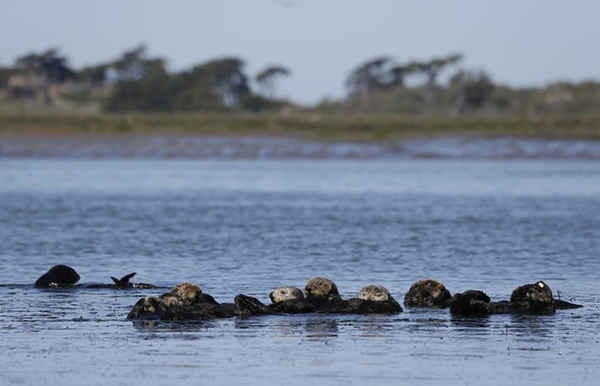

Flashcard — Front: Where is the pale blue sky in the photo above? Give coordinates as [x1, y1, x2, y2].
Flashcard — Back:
[2, 0, 599, 104]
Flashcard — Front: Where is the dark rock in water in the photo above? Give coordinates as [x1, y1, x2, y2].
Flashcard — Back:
[127, 282, 234, 321]
[450, 290, 491, 316]
[510, 281, 555, 314]
[35, 265, 80, 288]
[404, 279, 452, 308]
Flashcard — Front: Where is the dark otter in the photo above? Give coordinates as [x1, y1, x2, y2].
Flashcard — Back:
[35, 265, 80, 288]
[450, 281, 583, 316]
[127, 282, 235, 321]
[509, 281, 558, 314]
[449, 290, 492, 316]
[404, 279, 452, 308]
[87, 272, 157, 289]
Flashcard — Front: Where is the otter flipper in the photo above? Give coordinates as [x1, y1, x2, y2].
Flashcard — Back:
[554, 299, 583, 309]
[111, 272, 136, 288]
[234, 294, 272, 317]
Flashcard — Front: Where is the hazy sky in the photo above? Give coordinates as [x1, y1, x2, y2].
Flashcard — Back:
[2, 0, 599, 104]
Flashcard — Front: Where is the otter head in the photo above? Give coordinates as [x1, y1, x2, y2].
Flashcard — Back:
[305, 277, 341, 303]
[269, 287, 305, 303]
[35, 265, 80, 288]
[168, 282, 202, 303]
[140, 297, 160, 313]
[127, 296, 165, 320]
[404, 279, 452, 307]
[510, 280, 554, 313]
[359, 285, 391, 302]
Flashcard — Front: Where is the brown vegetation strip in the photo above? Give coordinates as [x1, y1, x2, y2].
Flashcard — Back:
[1, 113, 600, 142]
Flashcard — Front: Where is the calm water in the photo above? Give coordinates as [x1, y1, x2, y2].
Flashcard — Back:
[1, 159, 599, 386]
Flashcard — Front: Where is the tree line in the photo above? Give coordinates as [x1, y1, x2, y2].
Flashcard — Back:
[2, 45, 598, 115]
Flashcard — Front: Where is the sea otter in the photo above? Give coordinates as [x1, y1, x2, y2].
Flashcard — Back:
[35, 266, 158, 289]
[403, 279, 453, 308]
[86, 272, 157, 289]
[449, 281, 583, 316]
[235, 280, 402, 317]
[127, 282, 236, 321]
[449, 290, 492, 316]
[35, 265, 80, 288]
[304, 277, 343, 310]
[235, 286, 316, 317]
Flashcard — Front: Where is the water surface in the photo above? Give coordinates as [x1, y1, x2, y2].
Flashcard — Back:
[1, 159, 598, 386]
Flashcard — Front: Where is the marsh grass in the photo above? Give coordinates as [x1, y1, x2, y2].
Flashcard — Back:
[1, 112, 600, 141]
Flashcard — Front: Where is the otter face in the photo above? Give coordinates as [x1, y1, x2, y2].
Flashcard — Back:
[140, 297, 159, 313]
[359, 285, 391, 302]
[305, 277, 340, 302]
[127, 296, 164, 320]
[168, 283, 202, 303]
[269, 287, 304, 303]
[404, 279, 452, 307]
[510, 280, 554, 313]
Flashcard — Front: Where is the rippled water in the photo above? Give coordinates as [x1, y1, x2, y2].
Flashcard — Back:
[1, 159, 599, 386]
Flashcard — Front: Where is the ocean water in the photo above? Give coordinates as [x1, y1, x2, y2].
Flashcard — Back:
[0, 159, 599, 386]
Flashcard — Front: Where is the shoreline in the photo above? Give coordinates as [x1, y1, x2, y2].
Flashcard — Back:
[2, 133, 600, 159]
[2, 112, 600, 142]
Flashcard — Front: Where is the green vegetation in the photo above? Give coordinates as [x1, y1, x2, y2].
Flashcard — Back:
[1, 45, 600, 142]
[2, 112, 600, 141]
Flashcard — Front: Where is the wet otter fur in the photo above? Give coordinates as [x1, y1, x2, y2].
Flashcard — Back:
[87, 272, 158, 289]
[235, 286, 316, 317]
[510, 281, 555, 314]
[236, 281, 403, 317]
[304, 277, 342, 309]
[450, 290, 492, 316]
[127, 282, 235, 320]
[337, 285, 402, 314]
[35, 265, 80, 288]
[450, 281, 583, 316]
[404, 279, 452, 308]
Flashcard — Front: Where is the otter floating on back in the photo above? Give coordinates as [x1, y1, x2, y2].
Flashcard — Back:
[128, 282, 236, 321]
[449, 281, 583, 316]
[35, 265, 157, 289]
[235, 277, 403, 317]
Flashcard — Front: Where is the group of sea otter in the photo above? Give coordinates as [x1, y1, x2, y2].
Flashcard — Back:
[35, 265, 583, 321]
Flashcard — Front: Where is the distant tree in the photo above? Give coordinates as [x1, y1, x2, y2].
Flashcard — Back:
[450, 69, 494, 112]
[180, 57, 250, 109]
[77, 64, 110, 85]
[416, 53, 463, 87]
[112, 44, 147, 81]
[104, 58, 174, 112]
[15, 48, 75, 83]
[345, 56, 398, 95]
[255, 65, 291, 98]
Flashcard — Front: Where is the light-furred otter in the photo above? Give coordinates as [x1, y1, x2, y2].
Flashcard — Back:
[304, 276, 342, 310]
[404, 279, 453, 308]
[235, 286, 316, 317]
[450, 281, 583, 316]
[235, 279, 402, 317]
[127, 282, 235, 320]
[35, 265, 80, 288]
